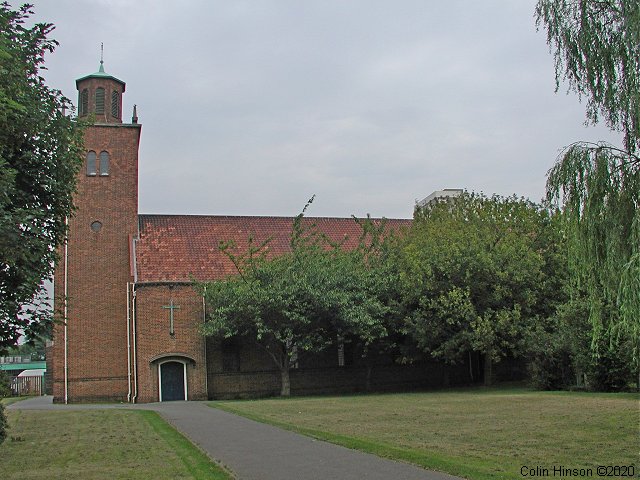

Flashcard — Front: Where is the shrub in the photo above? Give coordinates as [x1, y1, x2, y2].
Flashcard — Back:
[0, 370, 11, 398]
[585, 337, 636, 392]
[527, 327, 575, 390]
[526, 298, 637, 392]
[0, 402, 6, 445]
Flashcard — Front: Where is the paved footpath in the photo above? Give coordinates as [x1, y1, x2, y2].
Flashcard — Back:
[10, 396, 461, 480]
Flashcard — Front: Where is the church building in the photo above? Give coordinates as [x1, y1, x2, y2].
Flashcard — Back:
[48, 63, 471, 403]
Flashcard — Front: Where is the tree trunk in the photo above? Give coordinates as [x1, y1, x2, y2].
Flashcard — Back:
[365, 363, 373, 392]
[280, 367, 291, 396]
[280, 351, 291, 397]
[483, 355, 493, 387]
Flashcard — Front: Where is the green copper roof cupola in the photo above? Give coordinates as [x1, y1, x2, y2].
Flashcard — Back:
[76, 61, 126, 90]
[76, 44, 126, 124]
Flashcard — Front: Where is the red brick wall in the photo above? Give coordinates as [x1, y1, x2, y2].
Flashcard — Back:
[51, 75, 140, 402]
[133, 285, 207, 403]
[207, 361, 471, 400]
[206, 338, 474, 399]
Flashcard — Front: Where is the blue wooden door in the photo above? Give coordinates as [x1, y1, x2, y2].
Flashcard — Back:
[161, 361, 185, 401]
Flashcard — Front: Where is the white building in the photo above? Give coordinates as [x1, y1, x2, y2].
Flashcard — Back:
[416, 189, 463, 209]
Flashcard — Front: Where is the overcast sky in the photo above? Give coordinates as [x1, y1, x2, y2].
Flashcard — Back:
[31, 0, 619, 219]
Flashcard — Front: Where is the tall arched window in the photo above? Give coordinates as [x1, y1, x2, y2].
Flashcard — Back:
[111, 90, 119, 118]
[80, 89, 88, 116]
[95, 87, 105, 114]
[99, 151, 110, 176]
[86, 151, 97, 176]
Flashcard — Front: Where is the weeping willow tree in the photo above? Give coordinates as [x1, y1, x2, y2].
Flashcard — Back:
[536, 0, 639, 370]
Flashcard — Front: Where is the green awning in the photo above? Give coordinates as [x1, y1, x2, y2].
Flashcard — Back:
[0, 362, 46, 371]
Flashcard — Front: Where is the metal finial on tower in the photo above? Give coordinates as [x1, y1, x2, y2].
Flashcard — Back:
[99, 43, 105, 72]
[132, 104, 138, 124]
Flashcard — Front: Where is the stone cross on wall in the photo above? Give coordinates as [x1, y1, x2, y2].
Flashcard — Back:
[162, 299, 180, 336]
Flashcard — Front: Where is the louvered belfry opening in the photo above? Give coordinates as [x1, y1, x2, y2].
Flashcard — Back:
[111, 90, 119, 118]
[79, 89, 88, 116]
[95, 87, 105, 114]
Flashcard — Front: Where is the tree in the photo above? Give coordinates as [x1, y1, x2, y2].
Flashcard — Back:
[536, 0, 639, 368]
[5, 335, 46, 360]
[349, 216, 407, 390]
[0, 4, 83, 351]
[200, 201, 389, 396]
[401, 192, 557, 385]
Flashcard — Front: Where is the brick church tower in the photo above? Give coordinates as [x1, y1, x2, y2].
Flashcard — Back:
[50, 61, 141, 402]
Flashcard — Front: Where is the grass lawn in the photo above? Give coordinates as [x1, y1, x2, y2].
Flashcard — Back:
[1, 396, 29, 406]
[0, 408, 232, 480]
[212, 387, 639, 480]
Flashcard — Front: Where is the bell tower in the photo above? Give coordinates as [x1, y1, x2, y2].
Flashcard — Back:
[51, 59, 141, 402]
[75, 58, 125, 124]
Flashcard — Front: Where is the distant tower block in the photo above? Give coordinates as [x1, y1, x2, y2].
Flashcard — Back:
[416, 189, 463, 209]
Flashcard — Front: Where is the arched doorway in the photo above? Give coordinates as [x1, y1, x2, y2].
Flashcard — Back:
[159, 360, 186, 401]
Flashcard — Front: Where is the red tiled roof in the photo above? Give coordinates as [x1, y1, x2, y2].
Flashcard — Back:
[135, 215, 412, 283]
